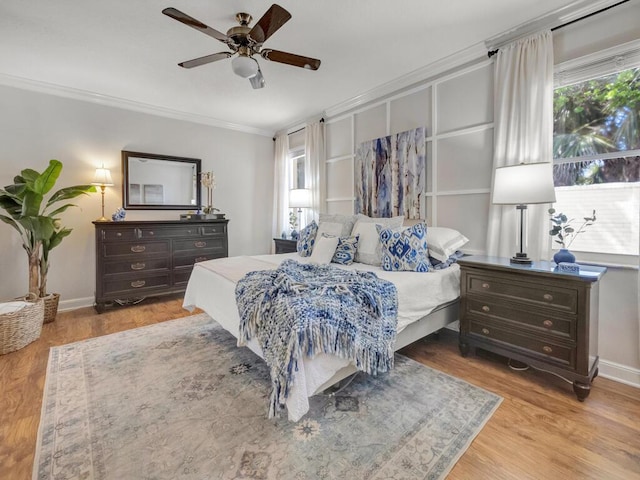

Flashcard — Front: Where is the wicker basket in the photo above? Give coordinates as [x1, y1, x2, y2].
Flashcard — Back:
[43, 293, 60, 324]
[0, 294, 44, 355]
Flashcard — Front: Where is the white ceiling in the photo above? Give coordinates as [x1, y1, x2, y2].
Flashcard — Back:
[0, 0, 577, 135]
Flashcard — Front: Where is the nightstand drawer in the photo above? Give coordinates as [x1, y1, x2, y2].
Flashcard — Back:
[470, 320, 575, 367]
[466, 298, 574, 339]
[467, 274, 578, 313]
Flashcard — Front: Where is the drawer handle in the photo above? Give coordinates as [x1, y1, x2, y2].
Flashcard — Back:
[482, 282, 490, 289]
[131, 280, 146, 288]
[543, 293, 554, 301]
[481, 305, 490, 313]
[543, 319, 553, 328]
[116, 232, 122, 237]
[194, 241, 207, 248]
[481, 328, 490, 335]
[130, 262, 146, 271]
[195, 256, 208, 263]
[542, 346, 553, 354]
[148, 231, 155, 236]
[131, 245, 146, 253]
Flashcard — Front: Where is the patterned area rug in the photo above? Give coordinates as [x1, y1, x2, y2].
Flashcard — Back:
[34, 314, 502, 480]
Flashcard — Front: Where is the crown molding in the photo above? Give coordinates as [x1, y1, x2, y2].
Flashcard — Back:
[323, 42, 487, 118]
[484, 0, 626, 49]
[0, 73, 274, 137]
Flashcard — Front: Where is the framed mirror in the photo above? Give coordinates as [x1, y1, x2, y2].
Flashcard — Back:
[122, 151, 201, 210]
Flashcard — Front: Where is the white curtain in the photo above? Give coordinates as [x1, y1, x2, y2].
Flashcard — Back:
[486, 30, 555, 261]
[272, 133, 290, 240]
[304, 120, 325, 225]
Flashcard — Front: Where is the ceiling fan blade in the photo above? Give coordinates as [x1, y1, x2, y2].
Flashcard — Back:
[162, 7, 231, 44]
[178, 52, 233, 69]
[250, 68, 265, 89]
[248, 4, 291, 44]
[261, 49, 321, 70]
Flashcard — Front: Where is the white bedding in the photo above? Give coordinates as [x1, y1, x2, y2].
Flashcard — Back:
[183, 253, 460, 421]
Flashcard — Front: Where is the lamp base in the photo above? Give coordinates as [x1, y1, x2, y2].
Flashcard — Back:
[510, 252, 532, 265]
[95, 216, 110, 222]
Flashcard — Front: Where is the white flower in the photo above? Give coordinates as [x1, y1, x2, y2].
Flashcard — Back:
[201, 171, 216, 189]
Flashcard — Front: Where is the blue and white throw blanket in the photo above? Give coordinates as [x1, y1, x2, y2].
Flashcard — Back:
[235, 259, 398, 418]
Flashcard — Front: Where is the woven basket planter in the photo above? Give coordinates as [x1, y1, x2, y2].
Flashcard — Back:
[0, 295, 44, 355]
[43, 293, 60, 324]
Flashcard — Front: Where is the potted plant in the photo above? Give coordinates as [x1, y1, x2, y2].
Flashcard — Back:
[548, 208, 597, 264]
[0, 159, 95, 323]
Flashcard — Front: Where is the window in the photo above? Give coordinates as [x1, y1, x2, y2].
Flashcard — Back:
[553, 66, 639, 256]
[289, 149, 305, 190]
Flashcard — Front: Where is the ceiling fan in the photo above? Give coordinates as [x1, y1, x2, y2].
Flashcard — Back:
[162, 4, 321, 89]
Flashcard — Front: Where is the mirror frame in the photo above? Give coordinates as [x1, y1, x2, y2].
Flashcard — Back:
[122, 150, 202, 210]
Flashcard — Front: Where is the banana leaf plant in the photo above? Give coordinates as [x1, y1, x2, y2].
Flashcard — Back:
[0, 160, 96, 297]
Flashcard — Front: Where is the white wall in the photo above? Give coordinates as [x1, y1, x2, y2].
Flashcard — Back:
[0, 84, 274, 309]
[322, 2, 640, 386]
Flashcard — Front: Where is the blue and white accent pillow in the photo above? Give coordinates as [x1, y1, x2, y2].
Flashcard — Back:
[377, 223, 431, 272]
[297, 220, 318, 257]
[332, 234, 360, 265]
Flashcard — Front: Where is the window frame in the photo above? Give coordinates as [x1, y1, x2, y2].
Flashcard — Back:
[552, 42, 640, 264]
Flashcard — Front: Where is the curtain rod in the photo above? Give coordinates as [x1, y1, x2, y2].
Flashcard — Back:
[272, 118, 324, 141]
[487, 0, 630, 58]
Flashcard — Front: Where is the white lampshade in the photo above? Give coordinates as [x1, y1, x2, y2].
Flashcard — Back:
[231, 55, 258, 78]
[289, 188, 312, 208]
[492, 162, 556, 205]
[92, 168, 114, 186]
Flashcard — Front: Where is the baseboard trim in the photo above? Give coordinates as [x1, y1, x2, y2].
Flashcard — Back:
[598, 359, 640, 389]
[59, 297, 95, 312]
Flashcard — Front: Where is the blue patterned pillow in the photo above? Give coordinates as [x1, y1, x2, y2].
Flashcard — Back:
[377, 223, 431, 272]
[331, 234, 360, 265]
[296, 220, 318, 257]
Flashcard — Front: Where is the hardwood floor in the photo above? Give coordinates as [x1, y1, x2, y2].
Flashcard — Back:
[1, 297, 639, 479]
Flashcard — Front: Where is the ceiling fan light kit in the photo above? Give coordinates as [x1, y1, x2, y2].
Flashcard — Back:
[163, 4, 321, 89]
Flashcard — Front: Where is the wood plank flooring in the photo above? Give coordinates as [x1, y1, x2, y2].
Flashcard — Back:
[1, 296, 639, 479]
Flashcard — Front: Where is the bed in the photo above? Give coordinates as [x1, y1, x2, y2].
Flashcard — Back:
[183, 252, 461, 421]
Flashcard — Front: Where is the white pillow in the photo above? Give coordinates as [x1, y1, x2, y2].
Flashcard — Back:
[309, 234, 340, 264]
[351, 215, 404, 265]
[316, 221, 344, 238]
[318, 213, 356, 236]
[426, 227, 469, 262]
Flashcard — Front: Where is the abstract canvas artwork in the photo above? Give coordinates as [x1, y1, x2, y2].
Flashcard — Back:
[355, 127, 425, 219]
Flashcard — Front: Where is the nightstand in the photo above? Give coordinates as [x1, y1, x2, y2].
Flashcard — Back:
[273, 238, 297, 254]
[458, 255, 606, 401]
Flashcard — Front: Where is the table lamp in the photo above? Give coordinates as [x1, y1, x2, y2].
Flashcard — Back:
[492, 162, 556, 264]
[92, 167, 114, 221]
[289, 188, 312, 232]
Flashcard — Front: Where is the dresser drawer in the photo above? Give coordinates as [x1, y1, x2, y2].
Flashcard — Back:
[103, 241, 170, 258]
[200, 224, 227, 236]
[139, 226, 201, 239]
[103, 258, 170, 275]
[469, 320, 576, 368]
[173, 269, 193, 286]
[174, 252, 226, 268]
[101, 228, 139, 241]
[103, 273, 171, 296]
[466, 298, 574, 339]
[173, 237, 226, 253]
[467, 274, 578, 314]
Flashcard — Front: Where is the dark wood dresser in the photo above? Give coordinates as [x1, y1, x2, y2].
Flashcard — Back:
[458, 255, 606, 401]
[274, 238, 297, 254]
[93, 220, 228, 313]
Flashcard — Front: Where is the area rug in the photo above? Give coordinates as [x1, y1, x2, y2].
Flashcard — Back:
[34, 314, 502, 480]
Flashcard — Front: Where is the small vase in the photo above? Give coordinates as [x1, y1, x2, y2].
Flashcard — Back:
[553, 248, 575, 264]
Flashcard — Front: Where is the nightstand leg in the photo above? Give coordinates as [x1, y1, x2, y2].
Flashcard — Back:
[459, 341, 470, 357]
[573, 381, 591, 401]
